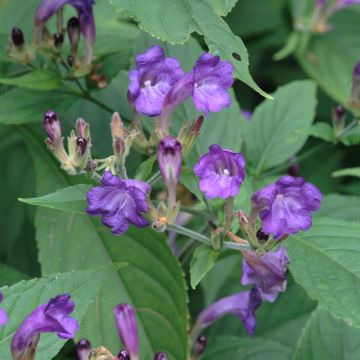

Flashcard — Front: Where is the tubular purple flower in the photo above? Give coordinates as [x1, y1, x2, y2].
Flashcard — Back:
[158, 136, 182, 207]
[241, 246, 289, 302]
[128, 46, 184, 116]
[67, 17, 80, 56]
[43, 109, 61, 143]
[87, 171, 150, 236]
[154, 352, 168, 360]
[114, 304, 138, 360]
[11, 294, 79, 360]
[77, 339, 92, 360]
[0, 292, 8, 326]
[251, 176, 322, 239]
[192, 287, 262, 339]
[194, 144, 246, 199]
[116, 349, 130, 360]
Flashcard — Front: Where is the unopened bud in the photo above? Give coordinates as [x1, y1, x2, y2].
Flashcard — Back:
[114, 137, 125, 156]
[53, 32, 64, 48]
[116, 349, 130, 360]
[89, 346, 114, 360]
[111, 112, 124, 139]
[76, 117, 89, 138]
[67, 17, 80, 56]
[288, 156, 299, 177]
[67, 54, 75, 67]
[350, 61, 360, 108]
[196, 335, 207, 355]
[43, 110, 61, 142]
[11, 27, 24, 47]
[76, 137, 88, 155]
[154, 352, 168, 360]
[190, 115, 204, 137]
[77, 339, 92, 360]
[332, 105, 345, 134]
[256, 228, 269, 243]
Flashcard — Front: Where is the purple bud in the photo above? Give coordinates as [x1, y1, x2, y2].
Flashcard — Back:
[113, 304, 138, 360]
[76, 137, 88, 155]
[196, 335, 207, 355]
[158, 136, 182, 207]
[77, 339, 92, 360]
[11, 294, 79, 360]
[332, 105, 345, 133]
[241, 110, 252, 121]
[190, 115, 204, 137]
[53, 32, 64, 47]
[11, 27, 24, 47]
[288, 156, 299, 177]
[76, 118, 88, 138]
[154, 352, 168, 360]
[67, 54, 75, 67]
[116, 349, 130, 360]
[0, 292, 8, 326]
[353, 61, 360, 80]
[256, 228, 269, 243]
[67, 16, 80, 55]
[43, 109, 61, 142]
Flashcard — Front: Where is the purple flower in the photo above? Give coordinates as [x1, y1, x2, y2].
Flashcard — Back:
[0, 292, 8, 326]
[154, 352, 168, 360]
[114, 304, 138, 360]
[11, 294, 79, 360]
[194, 144, 246, 199]
[351, 61, 360, 108]
[242, 110, 252, 121]
[337, 0, 360, 7]
[193, 287, 262, 337]
[116, 349, 130, 360]
[158, 136, 182, 206]
[251, 176, 322, 239]
[77, 339, 92, 360]
[128, 46, 184, 116]
[87, 171, 150, 236]
[241, 247, 289, 302]
[35, 0, 95, 64]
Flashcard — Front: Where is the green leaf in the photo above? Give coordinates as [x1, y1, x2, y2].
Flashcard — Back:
[316, 194, 360, 222]
[0, 70, 63, 90]
[286, 218, 360, 327]
[0, 263, 29, 287]
[296, 7, 360, 111]
[109, 0, 270, 98]
[0, 88, 77, 124]
[190, 245, 219, 289]
[19, 184, 91, 214]
[340, 126, 360, 145]
[135, 155, 157, 180]
[243, 80, 317, 174]
[332, 167, 360, 178]
[180, 168, 204, 201]
[292, 307, 360, 360]
[201, 336, 291, 360]
[0, 266, 117, 360]
[22, 127, 189, 359]
[305, 122, 335, 142]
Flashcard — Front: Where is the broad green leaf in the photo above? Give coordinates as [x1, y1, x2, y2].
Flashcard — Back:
[201, 336, 291, 360]
[19, 184, 91, 214]
[0, 88, 77, 124]
[292, 307, 360, 360]
[180, 168, 204, 201]
[22, 127, 188, 359]
[316, 194, 360, 222]
[295, 7, 360, 111]
[205, 0, 238, 16]
[190, 245, 219, 289]
[243, 80, 317, 174]
[332, 167, 360, 178]
[0, 70, 63, 90]
[110, 0, 270, 98]
[135, 155, 157, 180]
[0, 263, 28, 287]
[0, 266, 117, 360]
[286, 218, 360, 327]
[340, 126, 360, 145]
[306, 122, 335, 142]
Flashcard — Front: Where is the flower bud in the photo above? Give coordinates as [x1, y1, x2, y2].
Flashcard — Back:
[178, 116, 204, 155]
[196, 335, 207, 355]
[77, 339, 92, 360]
[350, 61, 360, 108]
[256, 228, 269, 243]
[53, 32, 64, 48]
[67, 16, 80, 56]
[89, 346, 114, 360]
[76, 137, 88, 155]
[332, 105, 345, 134]
[158, 136, 182, 208]
[116, 349, 130, 360]
[76, 117, 89, 139]
[11, 27, 24, 47]
[67, 54, 75, 67]
[44, 110, 61, 142]
[111, 112, 124, 139]
[154, 352, 168, 360]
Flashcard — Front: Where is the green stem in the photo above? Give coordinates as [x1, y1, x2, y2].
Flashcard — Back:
[147, 171, 162, 185]
[180, 206, 212, 220]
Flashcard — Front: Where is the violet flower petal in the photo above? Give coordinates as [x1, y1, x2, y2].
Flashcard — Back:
[0, 292, 8, 326]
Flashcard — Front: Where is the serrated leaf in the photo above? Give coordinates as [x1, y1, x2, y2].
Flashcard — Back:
[109, 0, 270, 98]
[190, 245, 219, 289]
[332, 167, 360, 178]
[135, 155, 157, 180]
[286, 218, 360, 328]
[19, 184, 91, 214]
[292, 307, 360, 360]
[0, 266, 118, 359]
[22, 127, 188, 359]
[0, 70, 63, 90]
[306, 122, 335, 142]
[243, 80, 317, 174]
[201, 336, 291, 360]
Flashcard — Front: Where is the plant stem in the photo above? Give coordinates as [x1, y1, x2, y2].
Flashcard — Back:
[180, 206, 212, 220]
[147, 171, 162, 185]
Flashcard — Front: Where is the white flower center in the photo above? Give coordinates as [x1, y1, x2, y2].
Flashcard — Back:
[223, 169, 230, 176]
[144, 80, 151, 87]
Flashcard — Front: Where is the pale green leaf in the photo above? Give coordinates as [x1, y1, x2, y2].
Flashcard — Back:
[135, 155, 157, 180]
[332, 167, 360, 178]
[306, 122, 335, 142]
